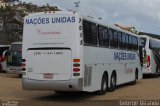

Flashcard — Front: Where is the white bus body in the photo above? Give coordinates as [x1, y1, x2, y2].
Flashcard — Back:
[141, 35, 160, 76]
[6, 42, 22, 75]
[0, 45, 10, 71]
[22, 11, 142, 94]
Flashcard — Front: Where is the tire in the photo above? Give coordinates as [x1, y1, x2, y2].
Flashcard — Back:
[156, 67, 159, 76]
[54, 91, 68, 94]
[131, 71, 138, 85]
[18, 74, 22, 78]
[96, 74, 108, 95]
[154, 67, 159, 77]
[108, 72, 116, 92]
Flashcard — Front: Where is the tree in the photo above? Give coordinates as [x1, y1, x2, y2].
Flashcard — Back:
[4, 0, 20, 3]
[22, 2, 26, 5]
[46, 3, 49, 7]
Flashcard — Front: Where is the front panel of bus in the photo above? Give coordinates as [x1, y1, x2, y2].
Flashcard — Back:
[141, 37, 158, 74]
[6, 43, 22, 74]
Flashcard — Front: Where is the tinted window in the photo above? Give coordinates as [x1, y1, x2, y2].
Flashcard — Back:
[149, 39, 160, 50]
[7, 44, 22, 66]
[129, 35, 133, 50]
[83, 21, 90, 44]
[132, 37, 138, 50]
[83, 20, 98, 46]
[126, 34, 129, 49]
[113, 30, 118, 48]
[141, 37, 146, 47]
[118, 32, 122, 49]
[98, 26, 109, 47]
[132, 37, 136, 50]
[104, 28, 109, 47]
[135, 37, 138, 50]
[0, 47, 9, 55]
[91, 23, 97, 45]
[10, 44, 22, 52]
[122, 33, 126, 49]
[109, 29, 114, 48]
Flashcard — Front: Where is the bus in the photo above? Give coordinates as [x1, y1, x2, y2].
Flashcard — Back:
[0, 45, 10, 71]
[6, 42, 22, 76]
[141, 35, 160, 77]
[22, 11, 142, 95]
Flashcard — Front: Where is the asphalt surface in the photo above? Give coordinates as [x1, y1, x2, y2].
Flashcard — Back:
[0, 73, 160, 106]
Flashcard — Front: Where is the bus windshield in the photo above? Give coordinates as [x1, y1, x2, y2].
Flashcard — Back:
[7, 44, 22, 66]
[141, 37, 147, 48]
[10, 44, 22, 52]
[149, 39, 160, 50]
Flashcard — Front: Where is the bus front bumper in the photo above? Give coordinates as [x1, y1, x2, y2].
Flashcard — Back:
[22, 78, 83, 91]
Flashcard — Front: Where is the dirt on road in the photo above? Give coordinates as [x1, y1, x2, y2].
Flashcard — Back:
[0, 73, 160, 101]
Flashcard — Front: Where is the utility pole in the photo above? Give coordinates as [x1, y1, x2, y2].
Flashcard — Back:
[74, 1, 80, 11]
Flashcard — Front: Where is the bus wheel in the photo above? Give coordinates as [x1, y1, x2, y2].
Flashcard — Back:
[109, 72, 116, 92]
[96, 74, 108, 95]
[155, 67, 159, 77]
[54, 91, 69, 94]
[131, 70, 138, 85]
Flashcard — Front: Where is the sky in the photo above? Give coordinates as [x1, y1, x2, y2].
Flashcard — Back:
[21, 0, 160, 35]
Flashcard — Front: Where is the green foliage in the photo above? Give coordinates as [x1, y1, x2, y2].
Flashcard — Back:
[4, 0, 19, 3]
[0, 1, 59, 44]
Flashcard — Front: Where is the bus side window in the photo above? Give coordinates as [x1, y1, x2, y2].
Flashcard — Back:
[109, 29, 114, 48]
[118, 32, 122, 49]
[122, 33, 126, 49]
[104, 28, 109, 47]
[126, 34, 129, 50]
[83, 21, 91, 45]
[90, 23, 98, 45]
[83, 20, 97, 46]
[135, 37, 138, 50]
[132, 37, 138, 50]
[129, 35, 133, 50]
[98, 26, 109, 47]
[113, 30, 118, 48]
[132, 37, 136, 50]
[98, 26, 105, 46]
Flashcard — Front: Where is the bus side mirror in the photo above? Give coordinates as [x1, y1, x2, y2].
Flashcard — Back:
[3, 50, 10, 57]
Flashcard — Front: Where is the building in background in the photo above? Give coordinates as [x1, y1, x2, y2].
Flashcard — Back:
[0, 0, 6, 9]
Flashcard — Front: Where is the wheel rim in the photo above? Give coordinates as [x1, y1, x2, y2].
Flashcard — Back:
[102, 79, 107, 91]
[111, 75, 116, 88]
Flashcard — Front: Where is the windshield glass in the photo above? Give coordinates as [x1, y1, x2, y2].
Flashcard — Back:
[10, 44, 22, 52]
[7, 44, 22, 66]
[141, 37, 146, 47]
[149, 39, 160, 50]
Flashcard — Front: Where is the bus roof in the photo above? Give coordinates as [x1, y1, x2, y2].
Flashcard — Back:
[0, 45, 10, 47]
[82, 16, 139, 37]
[25, 11, 77, 17]
[140, 35, 160, 41]
[11, 42, 22, 45]
[25, 11, 140, 38]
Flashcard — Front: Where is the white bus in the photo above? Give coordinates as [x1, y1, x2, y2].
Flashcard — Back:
[6, 42, 22, 76]
[141, 35, 160, 76]
[22, 11, 142, 95]
[0, 45, 10, 71]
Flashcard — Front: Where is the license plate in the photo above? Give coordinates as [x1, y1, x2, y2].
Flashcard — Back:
[43, 73, 53, 79]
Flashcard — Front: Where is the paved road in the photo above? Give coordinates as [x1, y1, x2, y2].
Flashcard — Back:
[0, 73, 160, 106]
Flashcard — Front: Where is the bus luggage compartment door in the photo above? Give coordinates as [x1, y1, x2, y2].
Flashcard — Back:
[26, 49, 72, 81]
